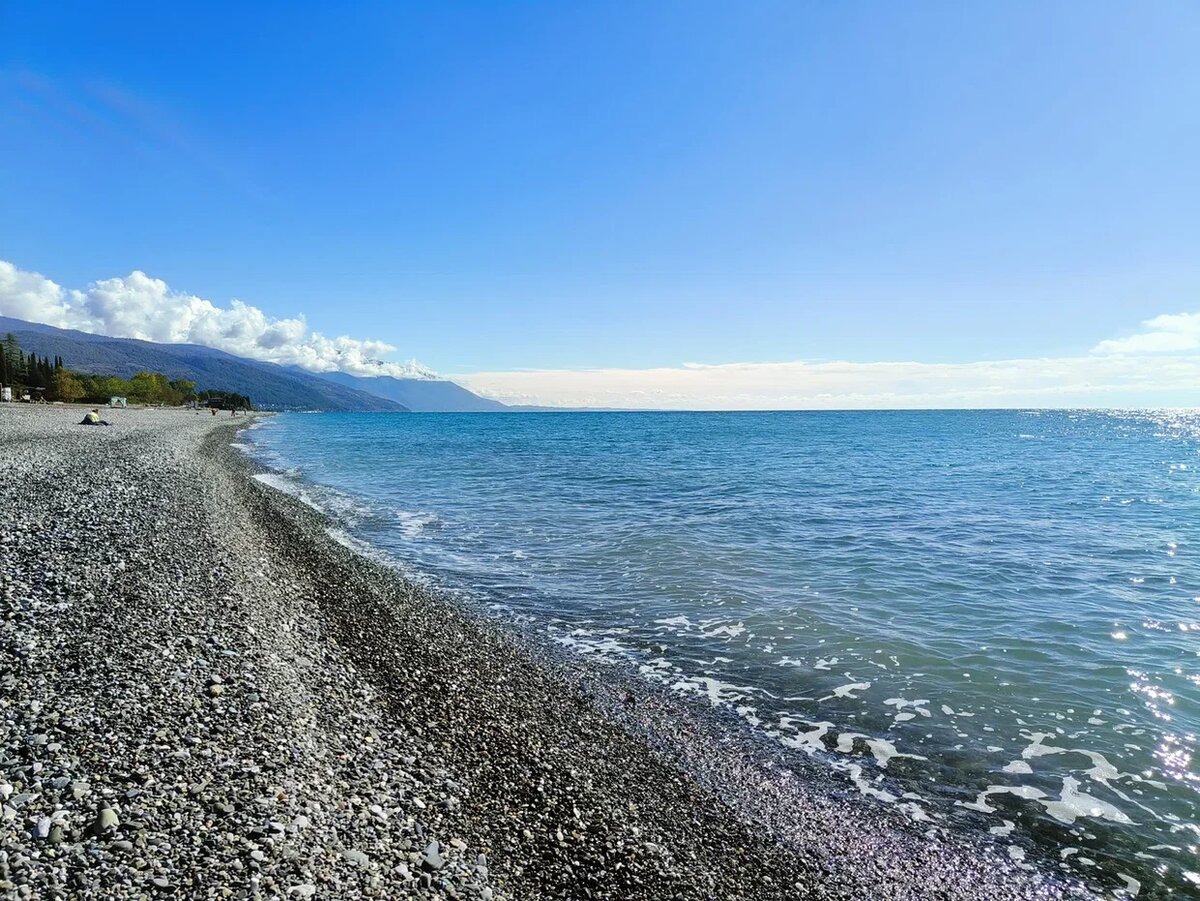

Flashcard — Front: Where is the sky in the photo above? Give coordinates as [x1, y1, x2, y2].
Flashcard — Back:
[1, 2, 1199, 408]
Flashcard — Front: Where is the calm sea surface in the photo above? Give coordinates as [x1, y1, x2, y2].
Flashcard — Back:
[244, 410, 1200, 895]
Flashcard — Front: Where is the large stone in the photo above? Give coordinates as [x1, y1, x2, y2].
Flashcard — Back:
[421, 841, 445, 872]
[94, 807, 119, 834]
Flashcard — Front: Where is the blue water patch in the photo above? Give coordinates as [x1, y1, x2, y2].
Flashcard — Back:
[245, 409, 1200, 894]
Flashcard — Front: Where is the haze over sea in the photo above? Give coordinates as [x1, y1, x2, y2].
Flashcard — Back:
[246, 409, 1200, 895]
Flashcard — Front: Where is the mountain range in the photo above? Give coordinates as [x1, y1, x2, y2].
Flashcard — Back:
[313, 370, 507, 412]
[0, 316, 506, 412]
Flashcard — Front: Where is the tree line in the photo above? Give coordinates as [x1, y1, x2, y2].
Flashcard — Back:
[1, 333, 253, 409]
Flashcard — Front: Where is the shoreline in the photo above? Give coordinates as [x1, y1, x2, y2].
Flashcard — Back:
[0, 406, 1091, 899]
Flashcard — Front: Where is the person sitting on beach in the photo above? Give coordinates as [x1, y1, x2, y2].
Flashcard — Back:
[78, 409, 111, 427]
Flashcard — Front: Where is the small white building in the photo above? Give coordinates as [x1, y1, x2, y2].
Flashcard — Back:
[109, 396, 128, 408]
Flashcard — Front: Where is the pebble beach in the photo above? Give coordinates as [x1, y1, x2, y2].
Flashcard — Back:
[0, 406, 1094, 900]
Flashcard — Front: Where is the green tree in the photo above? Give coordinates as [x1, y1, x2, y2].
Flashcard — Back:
[128, 371, 185, 405]
[168, 378, 197, 401]
[197, 389, 253, 410]
[50, 368, 85, 403]
[81, 374, 133, 403]
[2, 333, 19, 370]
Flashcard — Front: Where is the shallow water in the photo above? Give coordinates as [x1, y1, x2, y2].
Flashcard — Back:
[246, 409, 1200, 895]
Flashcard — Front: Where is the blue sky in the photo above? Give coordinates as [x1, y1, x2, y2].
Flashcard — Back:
[2, 2, 1199, 406]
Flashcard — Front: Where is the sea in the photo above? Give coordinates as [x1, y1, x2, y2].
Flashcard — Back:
[241, 409, 1200, 897]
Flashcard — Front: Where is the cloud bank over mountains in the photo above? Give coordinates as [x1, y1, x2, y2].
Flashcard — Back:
[0, 260, 435, 379]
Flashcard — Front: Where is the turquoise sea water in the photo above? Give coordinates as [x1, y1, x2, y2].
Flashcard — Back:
[245, 410, 1200, 895]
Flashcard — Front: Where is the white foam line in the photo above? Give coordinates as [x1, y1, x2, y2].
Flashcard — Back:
[824, 681, 870, 700]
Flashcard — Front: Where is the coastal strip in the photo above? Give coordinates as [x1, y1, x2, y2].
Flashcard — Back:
[0, 407, 1090, 899]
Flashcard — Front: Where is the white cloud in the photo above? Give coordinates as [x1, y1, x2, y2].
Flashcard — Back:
[456, 352, 1200, 410]
[1093, 312, 1200, 354]
[0, 260, 435, 379]
[0, 261, 74, 328]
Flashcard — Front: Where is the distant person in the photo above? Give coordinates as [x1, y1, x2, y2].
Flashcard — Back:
[78, 409, 111, 427]
[211, 407, 217, 416]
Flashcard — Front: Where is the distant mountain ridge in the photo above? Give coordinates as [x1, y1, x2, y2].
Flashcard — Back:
[0, 316, 405, 412]
[0, 315, 510, 412]
[313, 370, 508, 412]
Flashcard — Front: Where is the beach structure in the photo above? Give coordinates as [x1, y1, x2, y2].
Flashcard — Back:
[109, 396, 128, 408]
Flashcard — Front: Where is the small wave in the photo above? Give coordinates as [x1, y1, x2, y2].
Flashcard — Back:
[669, 673, 761, 707]
[654, 614, 695, 629]
[826, 681, 870, 700]
[701, 621, 746, 639]
[395, 509, 440, 538]
[551, 627, 634, 660]
[252, 470, 381, 529]
[253, 471, 310, 503]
